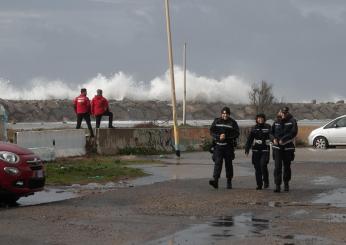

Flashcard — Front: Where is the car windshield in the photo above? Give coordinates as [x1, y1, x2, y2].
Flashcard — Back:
[336, 117, 346, 127]
[324, 117, 346, 129]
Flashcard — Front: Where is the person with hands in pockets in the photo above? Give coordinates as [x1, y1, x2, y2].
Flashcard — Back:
[271, 107, 298, 193]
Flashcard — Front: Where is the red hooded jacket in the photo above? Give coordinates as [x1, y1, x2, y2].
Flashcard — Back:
[73, 94, 91, 114]
[91, 95, 109, 116]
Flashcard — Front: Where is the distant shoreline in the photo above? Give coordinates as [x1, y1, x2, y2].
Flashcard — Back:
[1, 99, 345, 123]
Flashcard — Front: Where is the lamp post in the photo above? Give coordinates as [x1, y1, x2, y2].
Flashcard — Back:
[164, 0, 180, 157]
[183, 42, 187, 126]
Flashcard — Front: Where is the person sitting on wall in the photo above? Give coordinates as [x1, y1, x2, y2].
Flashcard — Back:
[91, 89, 114, 128]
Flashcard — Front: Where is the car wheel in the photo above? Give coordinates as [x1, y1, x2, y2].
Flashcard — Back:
[313, 136, 329, 149]
[1, 194, 20, 206]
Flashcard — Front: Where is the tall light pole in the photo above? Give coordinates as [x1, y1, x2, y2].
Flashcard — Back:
[164, 0, 180, 157]
[183, 42, 187, 125]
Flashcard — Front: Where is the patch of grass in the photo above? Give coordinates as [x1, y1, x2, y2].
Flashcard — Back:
[45, 155, 148, 185]
[118, 146, 171, 155]
[201, 139, 213, 152]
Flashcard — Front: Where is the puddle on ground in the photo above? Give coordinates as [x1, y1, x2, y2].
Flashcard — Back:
[313, 188, 346, 207]
[290, 209, 310, 217]
[146, 213, 341, 245]
[146, 213, 270, 245]
[16, 180, 138, 207]
[316, 213, 346, 223]
[17, 188, 79, 206]
[129, 164, 253, 187]
[312, 176, 340, 186]
[278, 234, 337, 245]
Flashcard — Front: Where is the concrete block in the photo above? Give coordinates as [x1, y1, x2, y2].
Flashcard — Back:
[29, 147, 55, 161]
[16, 129, 86, 158]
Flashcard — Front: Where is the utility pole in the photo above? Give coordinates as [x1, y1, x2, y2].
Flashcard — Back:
[183, 42, 187, 125]
[164, 0, 180, 157]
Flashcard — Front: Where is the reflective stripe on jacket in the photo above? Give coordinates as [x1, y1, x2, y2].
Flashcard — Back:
[210, 117, 240, 147]
[245, 123, 271, 153]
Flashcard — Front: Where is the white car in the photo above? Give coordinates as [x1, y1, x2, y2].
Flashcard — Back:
[308, 115, 346, 149]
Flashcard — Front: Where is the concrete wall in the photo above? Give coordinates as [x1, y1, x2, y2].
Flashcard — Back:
[96, 128, 172, 155]
[0, 119, 6, 141]
[96, 125, 315, 155]
[94, 126, 251, 154]
[0, 105, 7, 141]
[10, 125, 317, 158]
[15, 129, 86, 159]
[179, 127, 251, 150]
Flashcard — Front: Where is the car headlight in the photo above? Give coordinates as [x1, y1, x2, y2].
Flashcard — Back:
[0, 151, 20, 164]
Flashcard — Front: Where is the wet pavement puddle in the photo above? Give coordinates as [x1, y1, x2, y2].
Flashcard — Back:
[315, 213, 346, 223]
[312, 176, 340, 186]
[17, 188, 80, 206]
[278, 234, 336, 245]
[146, 213, 340, 245]
[129, 163, 253, 187]
[15, 180, 136, 207]
[146, 213, 271, 244]
[3, 163, 252, 207]
[313, 188, 346, 207]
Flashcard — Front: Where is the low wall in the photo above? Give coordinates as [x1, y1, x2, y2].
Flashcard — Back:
[96, 125, 316, 155]
[296, 125, 319, 144]
[15, 129, 86, 159]
[9, 125, 317, 158]
[96, 128, 172, 155]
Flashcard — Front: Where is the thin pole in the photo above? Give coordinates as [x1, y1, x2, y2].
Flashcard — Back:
[183, 42, 187, 126]
[164, 0, 180, 157]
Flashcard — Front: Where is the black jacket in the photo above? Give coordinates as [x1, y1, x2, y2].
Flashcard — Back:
[210, 117, 240, 147]
[271, 113, 298, 149]
[245, 123, 271, 154]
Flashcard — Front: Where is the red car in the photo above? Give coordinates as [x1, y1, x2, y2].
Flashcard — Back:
[0, 142, 45, 204]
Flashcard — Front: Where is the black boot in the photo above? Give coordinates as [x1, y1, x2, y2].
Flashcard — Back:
[256, 186, 262, 190]
[264, 183, 269, 189]
[284, 183, 289, 192]
[227, 179, 232, 189]
[274, 185, 281, 193]
[209, 179, 218, 189]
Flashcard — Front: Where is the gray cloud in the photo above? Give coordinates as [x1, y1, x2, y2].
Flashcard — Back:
[0, 0, 345, 102]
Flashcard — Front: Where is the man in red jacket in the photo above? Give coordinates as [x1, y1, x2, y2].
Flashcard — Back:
[73, 88, 94, 137]
[91, 89, 114, 128]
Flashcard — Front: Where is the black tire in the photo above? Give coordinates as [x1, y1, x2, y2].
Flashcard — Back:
[1, 194, 20, 206]
[313, 136, 329, 149]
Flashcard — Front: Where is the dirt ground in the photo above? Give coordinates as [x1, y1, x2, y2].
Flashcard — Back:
[1, 148, 346, 245]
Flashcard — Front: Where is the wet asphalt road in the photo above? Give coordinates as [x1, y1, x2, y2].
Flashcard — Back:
[1, 148, 346, 245]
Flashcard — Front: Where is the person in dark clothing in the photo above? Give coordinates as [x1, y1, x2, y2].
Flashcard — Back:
[245, 114, 271, 190]
[91, 89, 114, 128]
[73, 88, 94, 137]
[271, 107, 298, 193]
[209, 107, 240, 189]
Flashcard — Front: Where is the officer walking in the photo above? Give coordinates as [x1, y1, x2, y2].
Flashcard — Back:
[245, 114, 271, 190]
[73, 88, 94, 137]
[271, 107, 298, 193]
[209, 107, 240, 189]
[91, 89, 114, 128]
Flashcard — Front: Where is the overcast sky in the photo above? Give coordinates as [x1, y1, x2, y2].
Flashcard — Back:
[0, 0, 346, 102]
